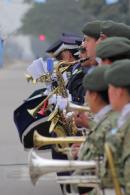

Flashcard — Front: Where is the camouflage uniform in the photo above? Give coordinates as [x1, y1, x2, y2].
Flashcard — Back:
[104, 60, 130, 195]
[78, 107, 118, 161]
[106, 104, 130, 195]
[77, 106, 118, 195]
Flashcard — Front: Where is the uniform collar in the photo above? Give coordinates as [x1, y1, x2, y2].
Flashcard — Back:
[72, 63, 80, 73]
[117, 103, 130, 128]
[94, 105, 112, 123]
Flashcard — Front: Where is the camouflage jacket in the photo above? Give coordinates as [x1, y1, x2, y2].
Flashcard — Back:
[106, 114, 130, 195]
[78, 109, 118, 161]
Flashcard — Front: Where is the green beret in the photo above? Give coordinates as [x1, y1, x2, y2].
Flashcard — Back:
[82, 20, 102, 40]
[101, 21, 130, 39]
[96, 37, 130, 59]
[83, 66, 108, 91]
[105, 59, 130, 87]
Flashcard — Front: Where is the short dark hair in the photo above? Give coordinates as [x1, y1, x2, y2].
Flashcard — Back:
[89, 89, 109, 104]
[56, 51, 66, 61]
[98, 90, 109, 104]
[123, 86, 130, 96]
[56, 49, 78, 61]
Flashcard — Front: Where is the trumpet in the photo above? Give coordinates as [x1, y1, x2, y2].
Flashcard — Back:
[67, 102, 90, 112]
[28, 99, 91, 119]
[47, 102, 91, 122]
[29, 150, 97, 185]
[33, 131, 86, 148]
[27, 87, 58, 118]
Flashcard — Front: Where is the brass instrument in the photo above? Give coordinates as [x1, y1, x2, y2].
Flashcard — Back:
[48, 59, 86, 136]
[67, 102, 93, 124]
[67, 102, 90, 112]
[26, 57, 89, 83]
[29, 150, 97, 186]
[27, 58, 89, 118]
[47, 102, 91, 122]
[51, 58, 91, 134]
[33, 131, 85, 148]
[25, 59, 81, 85]
[54, 57, 89, 96]
[28, 137, 122, 195]
[37, 74, 51, 83]
[27, 99, 91, 119]
[27, 58, 91, 147]
[47, 102, 91, 134]
[104, 143, 122, 195]
[27, 87, 58, 118]
[25, 74, 36, 84]
[58, 57, 89, 74]
[25, 73, 51, 84]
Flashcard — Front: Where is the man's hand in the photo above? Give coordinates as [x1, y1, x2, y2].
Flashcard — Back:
[74, 111, 89, 128]
[71, 143, 81, 159]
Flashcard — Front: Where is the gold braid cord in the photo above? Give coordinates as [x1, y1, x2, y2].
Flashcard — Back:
[104, 143, 122, 195]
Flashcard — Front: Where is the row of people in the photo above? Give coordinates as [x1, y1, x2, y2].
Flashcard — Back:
[14, 19, 130, 195]
[70, 21, 130, 195]
[38, 21, 130, 195]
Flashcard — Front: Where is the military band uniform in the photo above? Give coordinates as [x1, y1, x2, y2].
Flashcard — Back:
[46, 33, 83, 194]
[67, 63, 86, 105]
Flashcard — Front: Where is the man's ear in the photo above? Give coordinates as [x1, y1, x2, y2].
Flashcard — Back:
[96, 34, 107, 45]
[100, 33, 107, 40]
[116, 87, 124, 98]
[92, 91, 98, 100]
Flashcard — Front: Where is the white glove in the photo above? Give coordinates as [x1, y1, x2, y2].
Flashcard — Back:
[48, 94, 57, 105]
[56, 95, 68, 111]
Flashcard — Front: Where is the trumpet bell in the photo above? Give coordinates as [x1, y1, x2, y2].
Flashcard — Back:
[29, 151, 43, 185]
[68, 102, 90, 112]
[27, 108, 37, 118]
[29, 150, 97, 185]
[27, 87, 58, 118]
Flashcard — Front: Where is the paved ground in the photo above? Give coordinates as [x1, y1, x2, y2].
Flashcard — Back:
[0, 62, 61, 195]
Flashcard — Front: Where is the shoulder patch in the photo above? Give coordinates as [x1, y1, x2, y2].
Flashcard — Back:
[110, 128, 118, 135]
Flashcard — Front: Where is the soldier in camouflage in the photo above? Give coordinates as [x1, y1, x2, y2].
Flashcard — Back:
[78, 66, 118, 161]
[104, 59, 130, 195]
[76, 66, 118, 195]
